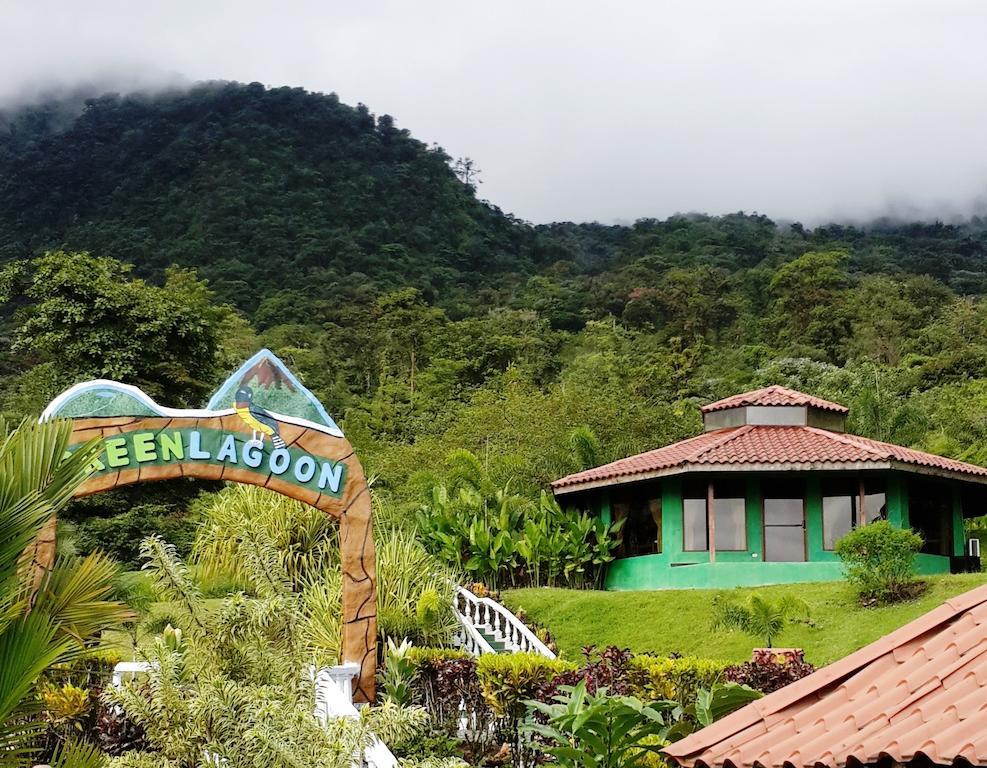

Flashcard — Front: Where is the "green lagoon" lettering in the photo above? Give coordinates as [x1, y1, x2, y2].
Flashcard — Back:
[74, 428, 346, 496]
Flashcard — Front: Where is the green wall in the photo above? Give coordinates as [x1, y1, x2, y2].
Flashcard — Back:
[602, 471, 954, 591]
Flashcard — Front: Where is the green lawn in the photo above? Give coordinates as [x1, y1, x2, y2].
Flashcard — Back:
[502, 573, 987, 666]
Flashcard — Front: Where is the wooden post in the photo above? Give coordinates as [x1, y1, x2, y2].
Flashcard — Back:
[708, 480, 716, 563]
[858, 480, 866, 526]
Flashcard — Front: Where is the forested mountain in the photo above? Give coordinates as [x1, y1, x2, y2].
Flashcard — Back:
[0, 82, 541, 314]
[5, 81, 987, 534]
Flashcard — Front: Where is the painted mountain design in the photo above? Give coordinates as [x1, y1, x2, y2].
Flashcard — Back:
[205, 349, 342, 436]
[43, 382, 165, 419]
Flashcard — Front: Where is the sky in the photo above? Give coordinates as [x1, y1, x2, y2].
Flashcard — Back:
[2, 0, 987, 225]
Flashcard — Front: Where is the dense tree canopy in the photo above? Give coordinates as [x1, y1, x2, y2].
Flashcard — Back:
[5, 82, 987, 515]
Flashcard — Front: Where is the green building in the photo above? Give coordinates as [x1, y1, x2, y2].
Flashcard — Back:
[552, 386, 987, 590]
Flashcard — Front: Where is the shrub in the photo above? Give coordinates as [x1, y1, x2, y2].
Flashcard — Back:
[711, 593, 809, 647]
[525, 680, 674, 768]
[628, 655, 729, 706]
[76, 504, 198, 567]
[724, 649, 815, 694]
[537, 645, 634, 704]
[408, 649, 493, 761]
[477, 652, 575, 767]
[835, 521, 924, 603]
[96, 698, 150, 756]
[407, 646, 472, 668]
[476, 653, 575, 719]
[381, 638, 416, 706]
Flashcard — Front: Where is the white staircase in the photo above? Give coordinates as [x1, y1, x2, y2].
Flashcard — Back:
[452, 585, 555, 658]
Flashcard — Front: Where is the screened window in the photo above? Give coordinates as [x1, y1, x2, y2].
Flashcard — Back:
[763, 480, 805, 562]
[862, 480, 886, 524]
[683, 493, 708, 552]
[823, 481, 856, 550]
[714, 480, 747, 551]
[822, 478, 887, 550]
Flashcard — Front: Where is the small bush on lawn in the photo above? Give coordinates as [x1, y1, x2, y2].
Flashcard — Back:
[628, 655, 729, 705]
[835, 521, 924, 604]
[724, 649, 815, 694]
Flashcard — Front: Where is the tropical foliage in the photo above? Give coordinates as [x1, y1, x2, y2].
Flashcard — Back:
[525, 681, 674, 768]
[711, 592, 810, 648]
[189, 484, 457, 659]
[524, 678, 762, 768]
[105, 536, 429, 768]
[417, 450, 622, 589]
[0, 419, 130, 766]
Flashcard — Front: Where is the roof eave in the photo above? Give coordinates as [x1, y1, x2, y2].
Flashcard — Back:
[552, 459, 987, 496]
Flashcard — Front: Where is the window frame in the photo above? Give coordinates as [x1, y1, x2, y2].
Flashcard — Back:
[821, 477, 888, 551]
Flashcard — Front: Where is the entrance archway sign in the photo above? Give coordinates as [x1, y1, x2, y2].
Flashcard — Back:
[41, 349, 377, 702]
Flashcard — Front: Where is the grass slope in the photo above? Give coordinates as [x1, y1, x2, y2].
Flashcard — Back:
[503, 573, 987, 665]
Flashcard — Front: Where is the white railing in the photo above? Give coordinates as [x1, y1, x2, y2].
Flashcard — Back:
[453, 586, 555, 658]
[454, 607, 497, 655]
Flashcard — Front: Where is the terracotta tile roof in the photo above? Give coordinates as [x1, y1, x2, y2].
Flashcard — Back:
[664, 582, 987, 768]
[702, 386, 848, 414]
[551, 425, 987, 492]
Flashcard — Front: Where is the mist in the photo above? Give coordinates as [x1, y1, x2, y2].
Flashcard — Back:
[3, 0, 987, 226]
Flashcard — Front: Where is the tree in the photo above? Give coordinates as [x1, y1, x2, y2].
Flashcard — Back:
[769, 251, 851, 361]
[452, 157, 482, 189]
[569, 426, 601, 471]
[712, 593, 809, 648]
[1, 252, 229, 408]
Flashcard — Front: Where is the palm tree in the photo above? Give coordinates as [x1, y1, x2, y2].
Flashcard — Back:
[0, 418, 132, 767]
[712, 592, 809, 648]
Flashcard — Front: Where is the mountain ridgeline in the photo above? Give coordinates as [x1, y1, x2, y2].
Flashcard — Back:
[6, 82, 987, 509]
[4, 83, 987, 321]
[0, 82, 539, 315]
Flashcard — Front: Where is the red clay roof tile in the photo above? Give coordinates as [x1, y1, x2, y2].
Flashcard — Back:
[663, 582, 987, 768]
[701, 385, 849, 414]
[552, 425, 987, 491]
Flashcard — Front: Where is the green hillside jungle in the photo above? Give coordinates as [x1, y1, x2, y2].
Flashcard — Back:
[5, 80, 987, 569]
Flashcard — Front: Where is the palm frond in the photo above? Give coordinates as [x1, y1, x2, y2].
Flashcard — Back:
[30, 552, 134, 644]
[48, 739, 108, 768]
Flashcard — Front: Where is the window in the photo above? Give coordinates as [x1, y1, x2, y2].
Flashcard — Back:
[763, 480, 805, 562]
[908, 478, 953, 556]
[624, 497, 661, 557]
[823, 481, 856, 550]
[649, 498, 663, 554]
[683, 497, 708, 551]
[713, 480, 747, 551]
[682, 480, 747, 552]
[862, 480, 886, 524]
[612, 502, 630, 558]
[822, 478, 887, 550]
[611, 492, 661, 558]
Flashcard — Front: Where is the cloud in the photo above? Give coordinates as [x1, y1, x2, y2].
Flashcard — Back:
[2, 0, 987, 225]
